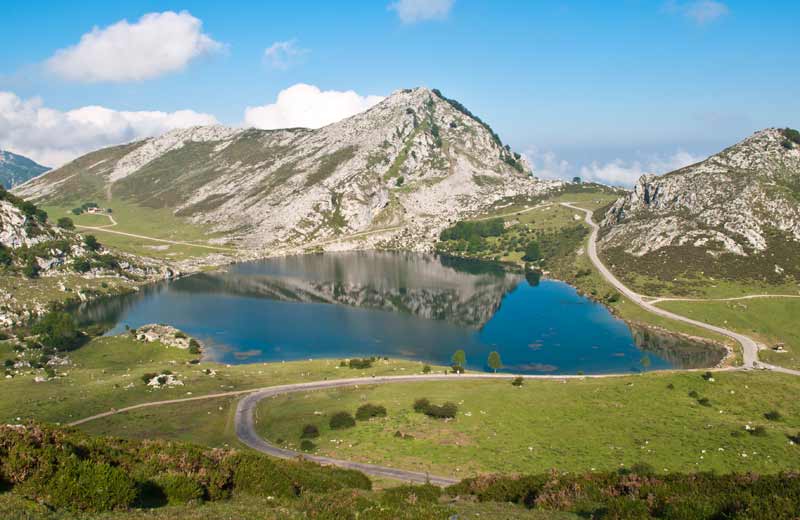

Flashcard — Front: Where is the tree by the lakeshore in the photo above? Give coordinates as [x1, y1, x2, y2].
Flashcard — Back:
[488, 351, 502, 372]
[451, 349, 466, 368]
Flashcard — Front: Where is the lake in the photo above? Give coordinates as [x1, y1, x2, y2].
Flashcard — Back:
[74, 252, 725, 374]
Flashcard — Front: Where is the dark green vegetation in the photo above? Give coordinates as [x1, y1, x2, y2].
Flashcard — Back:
[413, 398, 458, 419]
[781, 127, 800, 149]
[431, 88, 525, 172]
[449, 470, 800, 519]
[601, 235, 800, 296]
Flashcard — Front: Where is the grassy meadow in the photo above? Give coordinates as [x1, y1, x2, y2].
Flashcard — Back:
[255, 371, 800, 478]
[658, 298, 800, 370]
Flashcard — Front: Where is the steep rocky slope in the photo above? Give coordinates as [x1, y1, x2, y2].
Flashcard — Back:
[0, 150, 49, 189]
[599, 128, 800, 285]
[15, 88, 558, 252]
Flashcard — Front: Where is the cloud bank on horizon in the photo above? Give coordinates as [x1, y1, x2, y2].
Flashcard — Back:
[45, 11, 223, 82]
[0, 91, 217, 167]
[525, 148, 703, 187]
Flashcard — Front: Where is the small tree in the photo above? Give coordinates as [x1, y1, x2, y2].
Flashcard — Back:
[57, 217, 75, 230]
[422, 364, 431, 374]
[23, 258, 40, 278]
[32, 312, 82, 351]
[84, 235, 100, 252]
[511, 376, 524, 386]
[451, 349, 466, 368]
[523, 241, 541, 262]
[487, 351, 502, 372]
[572, 176, 582, 184]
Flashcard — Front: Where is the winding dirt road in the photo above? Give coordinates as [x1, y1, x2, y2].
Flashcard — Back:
[560, 202, 800, 376]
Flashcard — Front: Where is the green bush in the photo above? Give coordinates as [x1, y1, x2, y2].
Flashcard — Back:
[511, 376, 524, 386]
[56, 217, 74, 230]
[299, 439, 316, 452]
[355, 403, 387, 421]
[329, 411, 356, 430]
[31, 312, 83, 351]
[348, 357, 374, 369]
[413, 399, 457, 419]
[46, 459, 137, 512]
[422, 364, 431, 374]
[764, 410, 783, 421]
[382, 483, 441, 506]
[301, 424, 319, 439]
[188, 339, 201, 354]
[23, 259, 39, 278]
[413, 398, 430, 413]
[154, 474, 205, 505]
[83, 235, 100, 252]
[72, 257, 91, 273]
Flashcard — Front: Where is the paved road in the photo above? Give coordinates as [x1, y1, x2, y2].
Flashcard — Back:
[560, 202, 800, 376]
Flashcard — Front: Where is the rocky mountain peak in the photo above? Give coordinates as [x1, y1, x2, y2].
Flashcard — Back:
[15, 87, 557, 252]
[0, 150, 49, 189]
[598, 127, 800, 283]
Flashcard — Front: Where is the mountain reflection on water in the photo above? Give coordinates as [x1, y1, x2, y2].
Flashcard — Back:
[73, 252, 725, 374]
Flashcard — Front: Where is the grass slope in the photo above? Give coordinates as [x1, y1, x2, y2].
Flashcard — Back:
[658, 298, 800, 370]
[255, 372, 800, 478]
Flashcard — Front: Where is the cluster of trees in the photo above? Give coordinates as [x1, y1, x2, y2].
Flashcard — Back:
[439, 218, 504, 242]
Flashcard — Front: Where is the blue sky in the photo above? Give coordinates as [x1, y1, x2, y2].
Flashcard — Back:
[1, 0, 798, 184]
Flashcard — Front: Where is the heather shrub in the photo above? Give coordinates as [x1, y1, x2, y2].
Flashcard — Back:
[45, 459, 137, 512]
[355, 403, 387, 421]
[301, 424, 320, 438]
[413, 398, 430, 413]
[330, 411, 356, 430]
[153, 473, 204, 505]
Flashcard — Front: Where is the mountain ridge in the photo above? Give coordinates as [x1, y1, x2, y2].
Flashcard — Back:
[15, 87, 559, 252]
[598, 127, 800, 285]
[0, 150, 49, 189]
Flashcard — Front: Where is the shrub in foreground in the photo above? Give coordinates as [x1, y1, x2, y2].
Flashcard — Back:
[355, 403, 387, 421]
[46, 459, 138, 512]
[153, 474, 204, 505]
[412, 399, 457, 419]
[330, 411, 356, 430]
[301, 424, 320, 439]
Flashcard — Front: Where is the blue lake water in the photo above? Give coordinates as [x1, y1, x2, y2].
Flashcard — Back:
[75, 252, 724, 374]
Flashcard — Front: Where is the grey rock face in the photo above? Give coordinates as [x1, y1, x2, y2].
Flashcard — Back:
[16, 88, 560, 253]
[600, 128, 800, 259]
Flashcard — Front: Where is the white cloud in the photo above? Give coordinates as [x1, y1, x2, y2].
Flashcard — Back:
[524, 147, 573, 181]
[264, 39, 309, 70]
[663, 1, 729, 24]
[389, 0, 455, 23]
[0, 91, 218, 167]
[244, 83, 384, 130]
[579, 150, 703, 186]
[525, 147, 703, 187]
[46, 11, 223, 83]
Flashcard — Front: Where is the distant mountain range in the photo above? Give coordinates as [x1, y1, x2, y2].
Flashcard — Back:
[599, 128, 800, 286]
[14, 87, 559, 252]
[0, 150, 49, 189]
